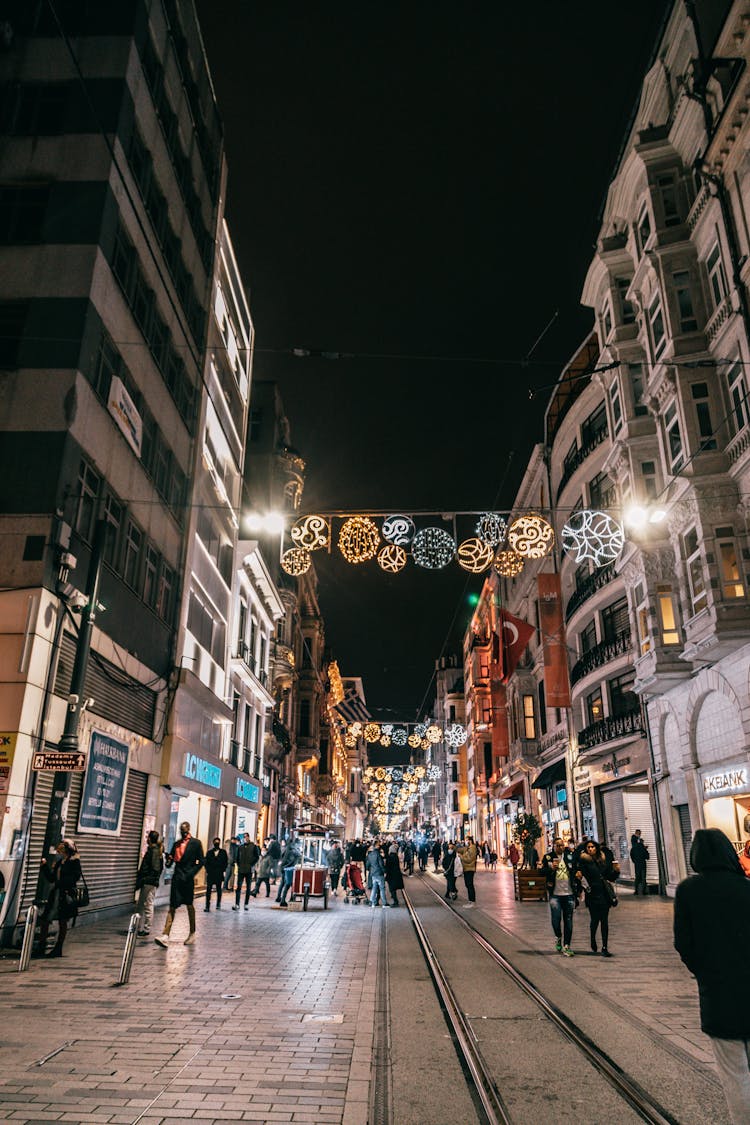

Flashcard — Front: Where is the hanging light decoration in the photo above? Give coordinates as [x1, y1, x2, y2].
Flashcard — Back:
[457, 537, 495, 573]
[280, 546, 312, 576]
[415, 722, 427, 738]
[407, 732, 421, 749]
[494, 549, 525, 578]
[345, 732, 357, 748]
[338, 516, 380, 564]
[350, 721, 363, 737]
[420, 738, 430, 751]
[561, 509, 624, 566]
[290, 515, 330, 551]
[426, 725, 441, 743]
[427, 765, 441, 780]
[392, 727, 407, 746]
[445, 723, 467, 747]
[382, 514, 415, 546]
[412, 527, 456, 570]
[377, 543, 407, 573]
[391, 767, 403, 781]
[381, 724, 393, 736]
[363, 722, 381, 743]
[507, 513, 555, 559]
[476, 512, 507, 546]
[380, 734, 392, 747]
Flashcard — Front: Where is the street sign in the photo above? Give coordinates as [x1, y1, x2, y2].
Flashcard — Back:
[32, 751, 86, 772]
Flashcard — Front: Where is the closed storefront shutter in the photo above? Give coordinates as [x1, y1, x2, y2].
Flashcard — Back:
[17, 768, 55, 919]
[601, 786, 629, 875]
[622, 787, 659, 884]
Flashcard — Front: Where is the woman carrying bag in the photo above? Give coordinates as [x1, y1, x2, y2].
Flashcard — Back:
[443, 843, 460, 901]
[37, 838, 83, 958]
[576, 839, 619, 957]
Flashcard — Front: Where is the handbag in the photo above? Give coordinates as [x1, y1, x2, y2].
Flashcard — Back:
[453, 854, 464, 877]
[75, 871, 90, 909]
[604, 879, 618, 907]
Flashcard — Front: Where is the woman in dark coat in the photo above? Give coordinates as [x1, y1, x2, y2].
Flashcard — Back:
[674, 828, 750, 1124]
[442, 844, 458, 901]
[385, 844, 404, 906]
[576, 839, 619, 957]
[37, 838, 82, 957]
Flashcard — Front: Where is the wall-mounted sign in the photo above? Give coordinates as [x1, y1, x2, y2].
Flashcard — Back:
[79, 731, 129, 835]
[183, 753, 222, 790]
[701, 762, 750, 800]
[0, 732, 17, 795]
[108, 375, 142, 457]
[236, 778, 260, 803]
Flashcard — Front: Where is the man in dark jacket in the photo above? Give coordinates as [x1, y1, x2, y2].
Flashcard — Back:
[233, 834, 260, 911]
[276, 838, 301, 907]
[541, 837, 579, 956]
[223, 836, 239, 891]
[203, 837, 228, 911]
[366, 841, 387, 907]
[135, 830, 163, 935]
[630, 830, 650, 895]
[267, 834, 282, 883]
[155, 822, 204, 947]
[325, 841, 344, 896]
[674, 828, 750, 1124]
[431, 839, 442, 872]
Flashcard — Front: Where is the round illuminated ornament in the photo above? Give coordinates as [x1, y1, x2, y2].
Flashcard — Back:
[427, 765, 441, 780]
[392, 727, 407, 746]
[561, 509, 624, 567]
[385, 772, 392, 783]
[290, 514, 330, 551]
[493, 550, 524, 578]
[350, 721, 362, 737]
[375, 767, 386, 781]
[380, 734, 392, 748]
[377, 544, 407, 573]
[507, 513, 555, 559]
[412, 527, 456, 570]
[382, 514, 415, 546]
[280, 546, 312, 576]
[415, 765, 426, 779]
[364, 722, 381, 743]
[408, 732, 421, 749]
[391, 767, 403, 781]
[457, 537, 495, 573]
[409, 782, 418, 793]
[421, 738, 430, 751]
[381, 724, 393, 736]
[426, 724, 441, 744]
[338, 516, 380, 564]
[345, 732, 357, 748]
[445, 723, 467, 747]
[415, 722, 427, 738]
[476, 512, 507, 546]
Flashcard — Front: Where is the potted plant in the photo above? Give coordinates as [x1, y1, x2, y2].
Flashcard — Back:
[513, 812, 542, 868]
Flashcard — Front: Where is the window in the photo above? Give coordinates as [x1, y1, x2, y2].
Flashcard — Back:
[610, 671, 637, 717]
[586, 688, 603, 725]
[452, 790, 459, 813]
[143, 545, 159, 607]
[299, 699, 311, 738]
[538, 679, 547, 736]
[664, 401, 684, 470]
[684, 528, 707, 615]
[75, 461, 100, 541]
[707, 240, 728, 308]
[188, 590, 214, 653]
[157, 562, 175, 623]
[575, 562, 590, 588]
[602, 597, 628, 642]
[102, 494, 123, 570]
[589, 470, 615, 510]
[121, 519, 142, 591]
[658, 174, 680, 227]
[616, 277, 636, 324]
[674, 271, 698, 332]
[12, 83, 68, 135]
[563, 440, 578, 475]
[522, 695, 536, 739]
[641, 460, 658, 500]
[451, 761, 459, 783]
[580, 619, 597, 654]
[691, 382, 717, 450]
[657, 585, 680, 644]
[715, 527, 744, 599]
[0, 185, 49, 243]
[602, 301, 612, 340]
[727, 360, 748, 436]
[648, 292, 666, 357]
[581, 402, 608, 447]
[609, 378, 623, 435]
[236, 599, 247, 653]
[629, 363, 648, 416]
[637, 203, 652, 253]
[637, 594, 651, 655]
[0, 300, 28, 368]
[249, 409, 263, 442]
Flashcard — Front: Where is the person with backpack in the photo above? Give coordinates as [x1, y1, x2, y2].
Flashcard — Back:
[135, 829, 163, 936]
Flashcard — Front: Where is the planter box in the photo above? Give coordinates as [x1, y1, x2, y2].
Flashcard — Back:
[515, 869, 548, 902]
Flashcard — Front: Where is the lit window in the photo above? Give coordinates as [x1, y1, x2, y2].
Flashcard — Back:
[586, 689, 603, 725]
[638, 605, 651, 654]
[690, 382, 716, 450]
[649, 292, 666, 357]
[656, 585, 680, 645]
[715, 527, 744, 599]
[522, 695, 536, 740]
[707, 240, 728, 308]
[727, 360, 748, 436]
[684, 528, 707, 615]
[674, 270, 698, 332]
[664, 401, 684, 471]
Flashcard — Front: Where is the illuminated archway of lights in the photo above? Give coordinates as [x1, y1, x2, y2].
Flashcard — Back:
[363, 763, 439, 826]
[344, 720, 466, 746]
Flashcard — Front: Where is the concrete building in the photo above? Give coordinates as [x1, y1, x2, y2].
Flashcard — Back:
[426, 654, 465, 840]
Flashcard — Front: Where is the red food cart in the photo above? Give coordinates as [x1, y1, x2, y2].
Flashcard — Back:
[290, 824, 334, 910]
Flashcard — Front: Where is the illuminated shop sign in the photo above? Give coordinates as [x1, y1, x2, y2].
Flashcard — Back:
[702, 764, 750, 800]
[182, 753, 222, 789]
[236, 778, 260, 803]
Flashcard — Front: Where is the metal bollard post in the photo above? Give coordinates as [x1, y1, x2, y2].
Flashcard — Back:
[18, 904, 38, 972]
[116, 913, 141, 986]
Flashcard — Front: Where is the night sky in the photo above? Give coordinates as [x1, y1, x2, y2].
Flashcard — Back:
[194, 1, 671, 717]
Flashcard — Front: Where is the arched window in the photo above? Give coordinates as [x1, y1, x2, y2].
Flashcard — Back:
[695, 692, 744, 766]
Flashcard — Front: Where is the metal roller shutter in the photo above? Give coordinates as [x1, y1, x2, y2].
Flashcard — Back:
[623, 787, 659, 884]
[17, 769, 55, 919]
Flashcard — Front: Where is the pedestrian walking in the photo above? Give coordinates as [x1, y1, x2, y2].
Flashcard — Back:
[326, 840, 344, 896]
[135, 830, 163, 935]
[250, 847, 273, 897]
[489, 849, 498, 871]
[541, 836, 578, 957]
[366, 841, 388, 907]
[276, 838, 301, 907]
[508, 841, 520, 869]
[443, 843, 459, 900]
[402, 840, 415, 876]
[418, 841, 429, 872]
[457, 835, 478, 905]
[674, 828, 750, 1124]
[630, 830, 650, 895]
[223, 836, 239, 891]
[155, 822, 204, 947]
[232, 833, 259, 911]
[385, 843, 404, 906]
[204, 837, 228, 910]
[267, 834, 281, 883]
[36, 839, 83, 958]
[576, 840, 619, 957]
[431, 839, 442, 872]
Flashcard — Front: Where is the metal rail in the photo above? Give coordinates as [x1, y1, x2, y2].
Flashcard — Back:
[116, 913, 141, 986]
[416, 877, 679, 1125]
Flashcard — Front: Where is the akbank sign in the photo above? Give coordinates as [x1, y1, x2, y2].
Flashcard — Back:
[182, 753, 222, 789]
[701, 762, 750, 800]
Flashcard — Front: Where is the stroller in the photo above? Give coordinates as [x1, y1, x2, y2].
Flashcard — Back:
[342, 861, 366, 904]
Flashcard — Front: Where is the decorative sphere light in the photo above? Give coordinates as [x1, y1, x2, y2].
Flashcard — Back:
[427, 765, 441, 780]
[507, 513, 555, 559]
[415, 722, 427, 738]
[382, 514, 415, 546]
[377, 543, 407, 573]
[392, 727, 407, 746]
[445, 723, 467, 747]
[561, 509, 625, 567]
[392, 767, 403, 781]
[426, 724, 441, 743]
[457, 537, 495, 573]
[380, 734, 392, 748]
[476, 512, 507, 546]
[408, 732, 421, 749]
[412, 526, 456, 570]
[280, 546, 312, 576]
[345, 732, 357, 748]
[364, 722, 381, 743]
[290, 514, 330, 551]
[350, 722, 362, 737]
[375, 767, 386, 781]
[493, 549, 524, 578]
[421, 738, 430, 751]
[338, 516, 380, 564]
[415, 765, 426, 778]
[381, 724, 393, 736]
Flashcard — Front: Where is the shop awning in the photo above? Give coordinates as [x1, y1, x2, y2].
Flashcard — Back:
[531, 759, 567, 790]
[498, 780, 524, 800]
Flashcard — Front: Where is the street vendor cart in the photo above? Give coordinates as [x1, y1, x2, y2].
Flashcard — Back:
[290, 824, 333, 911]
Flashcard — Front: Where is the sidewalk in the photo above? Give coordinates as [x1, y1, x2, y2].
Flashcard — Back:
[0, 894, 381, 1125]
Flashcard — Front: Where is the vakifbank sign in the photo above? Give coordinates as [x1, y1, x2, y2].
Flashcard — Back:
[182, 753, 222, 789]
[701, 761, 750, 800]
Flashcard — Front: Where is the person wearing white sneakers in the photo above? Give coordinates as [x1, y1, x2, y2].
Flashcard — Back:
[155, 822, 204, 948]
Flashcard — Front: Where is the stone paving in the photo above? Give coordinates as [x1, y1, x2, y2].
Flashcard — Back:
[0, 894, 380, 1125]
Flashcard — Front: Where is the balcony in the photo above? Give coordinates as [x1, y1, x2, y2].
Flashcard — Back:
[577, 707, 644, 753]
[565, 563, 616, 622]
[556, 427, 608, 500]
[570, 630, 631, 687]
[234, 641, 269, 688]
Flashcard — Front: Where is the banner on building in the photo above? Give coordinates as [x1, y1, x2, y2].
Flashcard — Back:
[490, 681, 509, 774]
[0, 732, 16, 796]
[537, 572, 571, 709]
[494, 609, 535, 684]
[78, 730, 130, 835]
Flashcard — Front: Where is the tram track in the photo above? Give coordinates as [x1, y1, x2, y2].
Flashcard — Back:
[401, 877, 681, 1125]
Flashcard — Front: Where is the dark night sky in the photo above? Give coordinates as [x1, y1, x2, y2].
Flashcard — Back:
[194, 1, 671, 717]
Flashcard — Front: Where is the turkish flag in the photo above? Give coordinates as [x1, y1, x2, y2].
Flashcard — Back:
[494, 609, 535, 684]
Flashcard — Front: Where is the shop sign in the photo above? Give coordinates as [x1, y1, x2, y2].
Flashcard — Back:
[182, 753, 222, 789]
[602, 756, 631, 777]
[702, 762, 750, 800]
[574, 768, 591, 792]
[555, 786, 567, 805]
[108, 375, 142, 456]
[0, 732, 17, 796]
[236, 777, 260, 803]
[79, 730, 129, 835]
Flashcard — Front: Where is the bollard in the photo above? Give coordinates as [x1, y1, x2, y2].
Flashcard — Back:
[18, 904, 38, 972]
[116, 913, 141, 986]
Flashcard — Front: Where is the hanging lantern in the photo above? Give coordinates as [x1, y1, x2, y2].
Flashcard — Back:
[475, 512, 507, 546]
[507, 513, 555, 559]
[561, 509, 624, 567]
[412, 527, 456, 569]
[382, 514, 415, 546]
[290, 514, 330, 551]
[391, 767, 403, 781]
[364, 722, 381, 743]
[408, 732, 421, 749]
[427, 765, 441, 780]
[392, 727, 407, 746]
[494, 549, 525, 578]
[280, 546, 312, 576]
[338, 516, 380, 563]
[375, 767, 386, 781]
[377, 543, 407, 573]
[457, 537, 495, 573]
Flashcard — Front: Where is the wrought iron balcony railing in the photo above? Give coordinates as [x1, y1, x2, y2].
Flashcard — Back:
[570, 629, 631, 686]
[556, 427, 608, 500]
[565, 563, 616, 622]
[577, 707, 644, 752]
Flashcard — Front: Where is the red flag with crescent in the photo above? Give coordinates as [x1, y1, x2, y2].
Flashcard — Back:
[494, 609, 535, 684]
